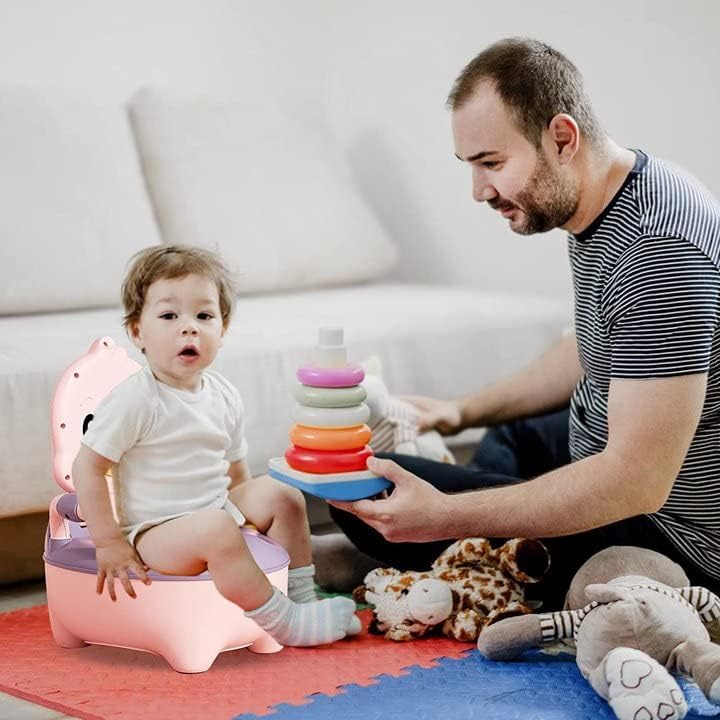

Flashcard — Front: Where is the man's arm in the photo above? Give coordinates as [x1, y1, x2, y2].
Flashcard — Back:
[408, 332, 583, 433]
[450, 372, 706, 538]
[459, 331, 583, 428]
[333, 372, 706, 542]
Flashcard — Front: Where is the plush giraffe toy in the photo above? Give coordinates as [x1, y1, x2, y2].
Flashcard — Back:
[353, 537, 550, 642]
[478, 546, 720, 720]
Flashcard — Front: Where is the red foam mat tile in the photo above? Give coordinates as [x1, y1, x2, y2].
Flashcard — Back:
[0, 606, 472, 720]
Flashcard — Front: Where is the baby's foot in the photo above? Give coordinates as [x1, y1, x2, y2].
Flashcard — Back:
[246, 588, 360, 646]
[605, 648, 688, 720]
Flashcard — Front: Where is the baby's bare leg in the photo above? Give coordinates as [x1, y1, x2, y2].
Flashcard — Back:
[136, 509, 273, 609]
[231, 476, 326, 604]
[230, 476, 311, 568]
[136, 508, 358, 646]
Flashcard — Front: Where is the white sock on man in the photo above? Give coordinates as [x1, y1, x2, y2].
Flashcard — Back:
[246, 587, 359, 646]
[287, 564, 318, 603]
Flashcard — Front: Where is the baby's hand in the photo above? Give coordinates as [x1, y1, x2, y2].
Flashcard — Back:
[95, 538, 152, 601]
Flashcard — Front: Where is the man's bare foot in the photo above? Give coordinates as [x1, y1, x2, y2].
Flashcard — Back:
[311, 533, 387, 593]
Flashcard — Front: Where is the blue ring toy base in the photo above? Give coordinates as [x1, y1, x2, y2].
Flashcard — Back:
[268, 467, 392, 501]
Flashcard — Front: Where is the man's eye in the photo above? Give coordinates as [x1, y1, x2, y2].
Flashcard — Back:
[482, 161, 499, 169]
[198, 312, 213, 320]
[159, 313, 177, 320]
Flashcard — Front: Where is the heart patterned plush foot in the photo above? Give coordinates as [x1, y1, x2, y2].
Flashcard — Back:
[604, 647, 688, 720]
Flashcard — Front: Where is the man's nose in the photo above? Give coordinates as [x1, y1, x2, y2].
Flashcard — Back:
[472, 170, 497, 204]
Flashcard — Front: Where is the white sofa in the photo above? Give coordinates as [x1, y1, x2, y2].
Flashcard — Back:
[0, 87, 570, 584]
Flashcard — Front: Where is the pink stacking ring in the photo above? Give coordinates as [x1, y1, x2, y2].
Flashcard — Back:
[297, 364, 365, 388]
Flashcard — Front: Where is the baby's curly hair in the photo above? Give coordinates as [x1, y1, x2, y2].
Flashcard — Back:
[121, 245, 236, 333]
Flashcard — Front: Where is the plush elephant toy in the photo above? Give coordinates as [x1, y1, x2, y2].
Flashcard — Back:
[477, 546, 720, 720]
[354, 537, 550, 642]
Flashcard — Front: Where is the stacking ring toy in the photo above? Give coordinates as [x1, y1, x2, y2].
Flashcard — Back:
[297, 364, 365, 388]
[290, 424, 372, 451]
[293, 383, 367, 408]
[268, 457, 392, 501]
[293, 403, 370, 428]
[285, 445, 374, 474]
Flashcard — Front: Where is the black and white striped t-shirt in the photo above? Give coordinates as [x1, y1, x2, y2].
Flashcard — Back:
[568, 150, 720, 579]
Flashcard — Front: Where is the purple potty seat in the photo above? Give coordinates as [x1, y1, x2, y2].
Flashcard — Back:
[45, 500, 289, 581]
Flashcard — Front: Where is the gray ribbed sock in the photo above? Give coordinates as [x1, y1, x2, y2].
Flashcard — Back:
[288, 564, 318, 603]
[246, 587, 358, 646]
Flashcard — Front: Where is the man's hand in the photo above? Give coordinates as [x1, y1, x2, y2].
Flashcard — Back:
[402, 395, 462, 435]
[328, 457, 455, 543]
[95, 537, 152, 601]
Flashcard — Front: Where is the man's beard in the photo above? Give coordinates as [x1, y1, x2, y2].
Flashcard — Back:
[500, 153, 579, 235]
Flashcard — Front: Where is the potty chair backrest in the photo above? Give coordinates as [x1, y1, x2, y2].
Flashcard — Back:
[52, 337, 141, 494]
[48, 337, 141, 543]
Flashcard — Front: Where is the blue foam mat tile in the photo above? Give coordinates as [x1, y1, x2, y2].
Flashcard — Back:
[233, 650, 720, 720]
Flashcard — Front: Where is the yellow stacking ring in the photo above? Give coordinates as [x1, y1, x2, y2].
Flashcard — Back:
[290, 423, 372, 452]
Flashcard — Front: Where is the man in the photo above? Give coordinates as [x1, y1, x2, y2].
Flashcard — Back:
[314, 38, 720, 609]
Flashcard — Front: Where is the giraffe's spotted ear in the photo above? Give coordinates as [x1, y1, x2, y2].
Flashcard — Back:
[494, 538, 550, 584]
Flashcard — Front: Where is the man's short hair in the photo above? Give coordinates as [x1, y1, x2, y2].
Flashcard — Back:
[447, 37, 603, 148]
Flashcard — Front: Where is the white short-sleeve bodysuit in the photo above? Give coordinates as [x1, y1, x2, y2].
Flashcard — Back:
[82, 366, 249, 545]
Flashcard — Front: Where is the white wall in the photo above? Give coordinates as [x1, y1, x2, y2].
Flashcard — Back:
[0, 0, 717, 303]
[321, 0, 720, 301]
[0, 0, 334, 102]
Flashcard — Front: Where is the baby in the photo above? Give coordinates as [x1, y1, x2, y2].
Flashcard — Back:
[73, 245, 359, 646]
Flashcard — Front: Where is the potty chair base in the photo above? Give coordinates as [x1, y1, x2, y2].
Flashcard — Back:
[45, 524, 289, 673]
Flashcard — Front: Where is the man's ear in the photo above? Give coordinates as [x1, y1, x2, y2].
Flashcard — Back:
[547, 113, 579, 165]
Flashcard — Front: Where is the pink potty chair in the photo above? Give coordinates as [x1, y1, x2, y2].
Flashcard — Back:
[43, 337, 290, 673]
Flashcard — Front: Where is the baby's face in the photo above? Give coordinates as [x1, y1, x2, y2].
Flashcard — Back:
[131, 273, 225, 391]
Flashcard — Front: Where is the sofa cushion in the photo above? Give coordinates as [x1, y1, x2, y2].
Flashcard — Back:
[128, 87, 397, 294]
[0, 283, 569, 518]
[0, 88, 161, 314]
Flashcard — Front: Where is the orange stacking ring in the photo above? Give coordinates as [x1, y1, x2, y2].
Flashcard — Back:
[285, 445, 374, 474]
[290, 424, 372, 452]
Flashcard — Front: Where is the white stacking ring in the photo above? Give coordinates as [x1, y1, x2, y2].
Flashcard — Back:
[293, 383, 367, 408]
[293, 403, 370, 428]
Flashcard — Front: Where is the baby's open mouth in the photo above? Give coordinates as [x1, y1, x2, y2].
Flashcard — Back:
[179, 346, 199, 357]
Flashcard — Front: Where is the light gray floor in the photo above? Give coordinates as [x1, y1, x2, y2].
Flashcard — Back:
[0, 580, 80, 720]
